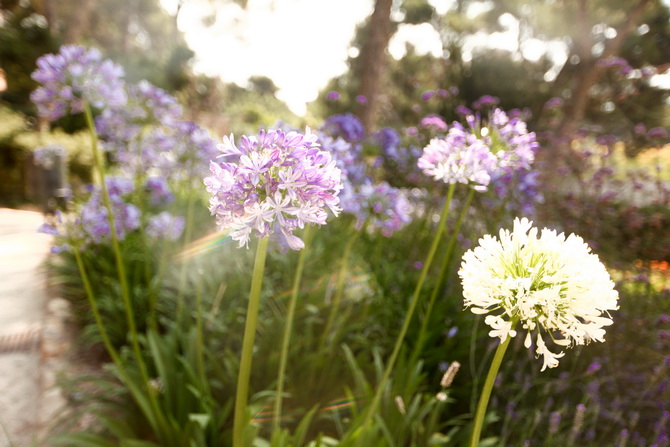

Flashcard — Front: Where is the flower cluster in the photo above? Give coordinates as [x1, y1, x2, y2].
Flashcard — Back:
[459, 218, 619, 371]
[318, 116, 414, 236]
[205, 128, 343, 250]
[323, 113, 366, 142]
[340, 181, 412, 237]
[33, 144, 66, 170]
[38, 176, 184, 250]
[80, 177, 141, 245]
[31, 45, 127, 120]
[418, 122, 498, 191]
[96, 80, 182, 152]
[147, 212, 185, 241]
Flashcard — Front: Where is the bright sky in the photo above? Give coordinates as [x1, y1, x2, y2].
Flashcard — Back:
[161, 0, 374, 115]
[160, 0, 666, 116]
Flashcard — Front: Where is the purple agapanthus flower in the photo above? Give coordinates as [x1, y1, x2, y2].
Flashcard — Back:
[145, 177, 174, 206]
[420, 90, 435, 101]
[31, 45, 127, 120]
[323, 113, 366, 142]
[455, 105, 472, 116]
[33, 144, 66, 169]
[647, 127, 669, 140]
[79, 177, 140, 244]
[420, 115, 448, 132]
[543, 97, 564, 110]
[96, 80, 182, 151]
[340, 181, 412, 237]
[326, 91, 341, 100]
[374, 128, 401, 155]
[147, 212, 185, 241]
[472, 95, 500, 110]
[485, 108, 539, 172]
[112, 120, 218, 184]
[418, 122, 498, 191]
[205, 128, 343, 250]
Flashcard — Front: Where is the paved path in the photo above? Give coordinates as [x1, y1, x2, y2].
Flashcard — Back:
[0, 208, 53, 447]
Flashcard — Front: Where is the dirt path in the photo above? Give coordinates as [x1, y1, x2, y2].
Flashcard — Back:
[0, 208, 68, 447]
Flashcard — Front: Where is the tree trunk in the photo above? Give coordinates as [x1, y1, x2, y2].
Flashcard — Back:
[356, 0, 393, 132]
[62, 0, 94, 44]
[555, 0, 653, 144]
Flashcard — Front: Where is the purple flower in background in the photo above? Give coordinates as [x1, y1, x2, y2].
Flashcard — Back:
[455, 105, 472, 116]
[356, 95, 367, 104]
[326, 91, 341, 100]
[319, 133, 366, 185]
[147, 212, 185, 241]
[597, 57, 633, 76]
[421, 90, 435, 101]
[205, 128, 343, 250]
[31, 45, 126, 120]
[113, 120, 218, 184]
[472, 95, 500, 110]
[79, 177, 140, 244]
[96, 80, 182, 150]
[437, 89, 449, 98]
[374, 127, 401, 155]
[340, 181, 412, 237]
[420, 115, 448, 132]
[596, 135, 618, 147]
[544, 97, 564, 110]
[323, 113, 366, 142]
[635, 123, 647, 135]
[145, 177, 174, 206]
[587, 361, 602, 374]
[405, 126, 418, 137]
[418, 122, 498, 191]
[485, 108, 539, 172]
[647, 127, 669, 140]
[33, 144, 66, 169]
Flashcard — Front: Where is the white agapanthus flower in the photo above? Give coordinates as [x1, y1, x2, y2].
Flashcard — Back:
[459, 217, 619, 371]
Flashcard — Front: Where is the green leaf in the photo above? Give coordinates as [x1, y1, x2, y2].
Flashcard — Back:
[188, 413, 211, 429]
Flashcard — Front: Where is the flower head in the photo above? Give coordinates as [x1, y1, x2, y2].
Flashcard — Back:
[95, 80, 182, 151]
[459, 218, 619, 371]
[340, 181, 412, 237]
[323, 113, 365, 142]
[31, 45, 126, 120]
[205, 128, 342, 250]
[418, 122, 498, 191]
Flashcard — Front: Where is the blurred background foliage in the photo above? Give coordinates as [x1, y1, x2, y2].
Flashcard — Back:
[3, 0, 670, 445]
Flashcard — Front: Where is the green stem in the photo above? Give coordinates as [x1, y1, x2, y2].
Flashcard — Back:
[73, 248, 165, 434]
[233, 236, 270, 447]
[469, 321, 517, 447]
[358, 183, 456, 430]
[175, 190, 198, 322]
[319, 229, 359, 351]
[195, 277, 208, 392]
[73, 248, 123, 367]
[273, 226, 313, 433]
[83, 104, 146, 379]
[411, 187, 474, 364]
[82, 105, 175, 442]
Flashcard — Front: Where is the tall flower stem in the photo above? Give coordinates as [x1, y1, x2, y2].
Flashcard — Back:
[273, 226, 313, 433]
[469, 320, 517, 447]
[234, 236, 270, 447]
[73, 248, 168, 434]
[357, 183, 456, 431]
[410, 187, 474, 364]
[175, 190, 198, 323]
[73, 248, 123, 367]
[319, 228, 359, 351]
[83, 103, 147, 381]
